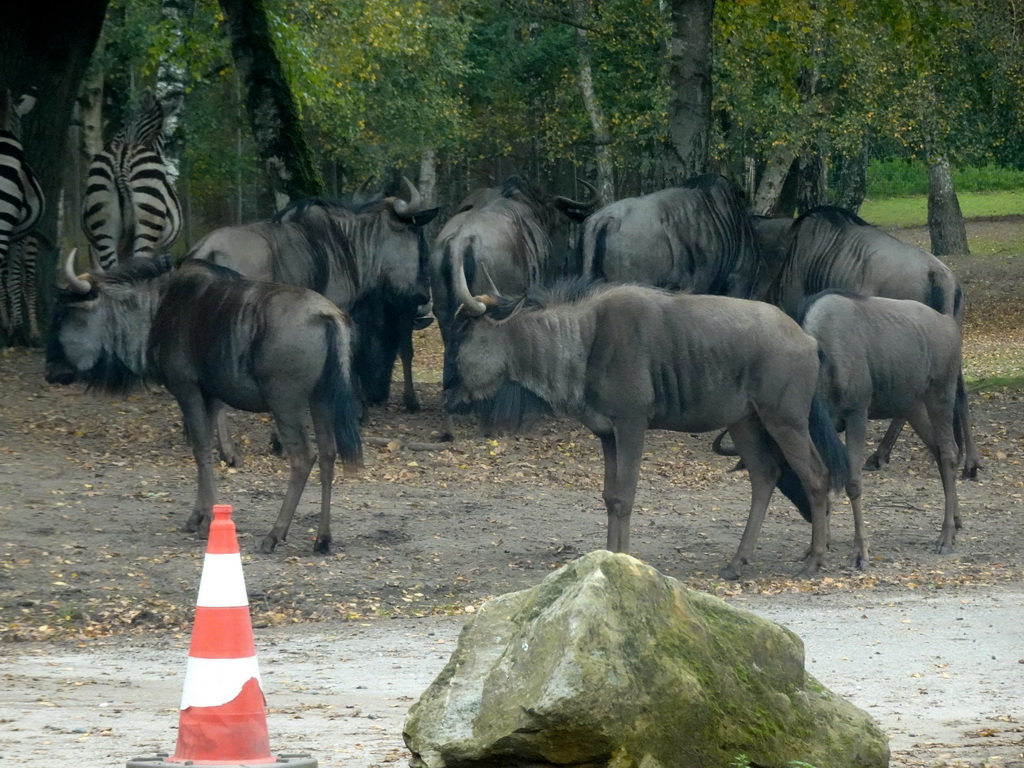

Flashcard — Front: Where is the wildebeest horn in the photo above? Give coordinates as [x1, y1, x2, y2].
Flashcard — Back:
[553, 179, 600, 212]
[452, 258, 487, 316]
[61, 249, 92, 294]
[392, 177, 424, 216]
[479, 262, 502, 299]
[352, 175, 374, 205]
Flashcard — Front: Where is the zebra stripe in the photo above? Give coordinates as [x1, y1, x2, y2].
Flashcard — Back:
[82, 90, 182, 270]
[2, 233, 43, 345]
[0, 90, 45, 343]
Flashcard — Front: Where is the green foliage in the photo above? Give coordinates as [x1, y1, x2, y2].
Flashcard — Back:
[868, 160, 1024, 198]
[859, 188, 1024, 228]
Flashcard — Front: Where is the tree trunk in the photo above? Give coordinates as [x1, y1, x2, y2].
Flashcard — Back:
[927, 157, 969, 256]
[0, 1, 109, 318]
[574, 17, 614, 206]
[795, 151, 827, 214]
[418, 149, 438, 208]
[752, 144, 798, 214]
[662, 0, 715, 184]
[831, 144, 868, 213]
[156, 0, 195, 185]
[218, 0, 324, 208]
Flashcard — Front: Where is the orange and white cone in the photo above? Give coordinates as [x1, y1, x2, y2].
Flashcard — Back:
[127, 504, 316, 768]
[170, 503, 273, 764]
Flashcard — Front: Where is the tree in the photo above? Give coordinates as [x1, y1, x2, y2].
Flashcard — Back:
[0, 1, 109, 314]
[218, 0, 324, 207]
[662, 0, 714, 184]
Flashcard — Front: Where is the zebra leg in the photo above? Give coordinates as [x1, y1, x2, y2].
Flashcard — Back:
[22, 235, 40, 345]
[0, 253, 11, 341]
[864, 417, 904, 471]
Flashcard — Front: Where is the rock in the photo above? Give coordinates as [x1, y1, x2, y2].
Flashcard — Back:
[404, 550, 888, 768]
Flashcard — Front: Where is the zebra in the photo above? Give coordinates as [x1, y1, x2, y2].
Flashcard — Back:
[0, 89, 45, 344]
[2, 232, 45, 345]
[82, 89, 182, 270]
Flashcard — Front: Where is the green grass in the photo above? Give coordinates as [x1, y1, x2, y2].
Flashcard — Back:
[859, 190, 1024, 228]
[867, 159, 1024, 197]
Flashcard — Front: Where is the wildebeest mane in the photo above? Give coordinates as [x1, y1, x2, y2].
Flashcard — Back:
[795, 205, 869, 228]
[269, 198, 360, 296]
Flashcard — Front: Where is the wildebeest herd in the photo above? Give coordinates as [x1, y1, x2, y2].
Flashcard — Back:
[30, 101, 977, 579]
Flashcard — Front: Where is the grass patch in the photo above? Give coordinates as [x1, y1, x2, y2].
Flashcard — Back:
[968, 375, 1024, 392]
[859, 190, 1024, 228]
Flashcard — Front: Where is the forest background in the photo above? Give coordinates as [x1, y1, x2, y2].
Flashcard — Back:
[1, 0, 1023, 317]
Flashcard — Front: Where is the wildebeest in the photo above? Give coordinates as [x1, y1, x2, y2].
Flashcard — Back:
[186, 178, 437, 459]
[750, 205, 979, 479]
[446, 279, 849, 579]
[44, 253, 363, 554]
[432, 175, 597, 437]
[799, 291, 962, 567]
[576, 173, 762, 298]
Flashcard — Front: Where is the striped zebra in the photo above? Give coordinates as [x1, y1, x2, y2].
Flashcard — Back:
[0, 89, 45, 343]
[82, 90, 182, 269]
[2, 232, 44, 345]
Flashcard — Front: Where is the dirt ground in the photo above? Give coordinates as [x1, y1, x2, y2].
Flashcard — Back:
[1, 219, 1023, 767]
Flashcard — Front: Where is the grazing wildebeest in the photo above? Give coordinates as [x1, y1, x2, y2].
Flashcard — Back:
[432, 174, 597, 438]
[186, 179, 437, 460]
[576, 173, 762, 298]
[446, 279, 849, 579]
[44, 253, 363, 554]
[749, 205, 979, 479]
[798, 291, 963, 567]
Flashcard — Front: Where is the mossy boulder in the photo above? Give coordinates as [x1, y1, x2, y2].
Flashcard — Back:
[404, 550, 888, 768]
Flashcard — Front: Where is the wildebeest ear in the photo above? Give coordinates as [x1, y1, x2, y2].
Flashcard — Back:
[403, 207, 439, 228]
[485, 295, 527, 324]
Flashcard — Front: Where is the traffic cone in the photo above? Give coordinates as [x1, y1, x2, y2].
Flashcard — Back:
[127, 504, 316, 768]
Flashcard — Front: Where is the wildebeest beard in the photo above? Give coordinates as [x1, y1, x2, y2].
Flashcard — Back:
[475, 380, 552, 435]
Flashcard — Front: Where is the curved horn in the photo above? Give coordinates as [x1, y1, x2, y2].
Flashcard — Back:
[452, 252, 487, 316]
[478, 262, 502, 299]
[352, 175, 374, 205]
[392, 176, 424, 216]
[553, 178, 600, 212]
[61, 249, 92, 294]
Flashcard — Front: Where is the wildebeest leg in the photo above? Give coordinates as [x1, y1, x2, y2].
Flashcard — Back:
[720, 416, 779, 580]
[209, 401, 241, 468]
[843, 412, 871, 570]
[308, 397, 337, 554]
[599, 421, 645, 554]
[178, 393, 218, 536]
[906, 402, 960, 554]
[864, 418, 904, 471]
[260, 417, 316, 554]
[955, 370, 981, 480]
[762, 416, 832, 577]
[400, 333, 420, 413]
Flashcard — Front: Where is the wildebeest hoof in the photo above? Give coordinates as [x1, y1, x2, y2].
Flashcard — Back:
[935, 539, 955, 555]
[404, 398, 421, 414]
[313, 535, 331, 554]
[863, 454, 887, 471]
[962, 463, 980, 481]
[853, 552, 870, 570]
[259, 535, 279, 554]
[718, 564, 742, 581]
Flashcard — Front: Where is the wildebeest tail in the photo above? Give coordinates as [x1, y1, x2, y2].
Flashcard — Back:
[776, 395, 850, 522]
[323, 315, 364, 470]
[953, 369, 968, 457]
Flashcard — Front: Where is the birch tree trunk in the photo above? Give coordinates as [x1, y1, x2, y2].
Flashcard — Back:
[155, 0, 195, 185]
[928, 156, 970, 256]
[574, 20, 614, 205]
[218, 0, 324, 208]
[662, 0, 715, 185]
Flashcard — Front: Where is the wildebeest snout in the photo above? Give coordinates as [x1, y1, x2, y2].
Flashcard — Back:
[44, 362, 77, 385]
